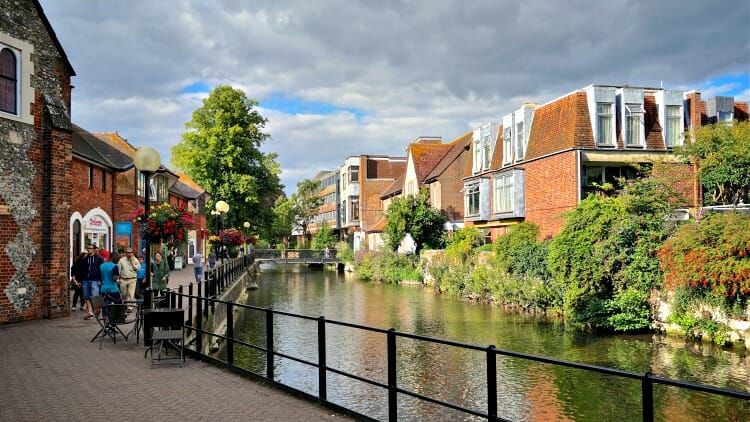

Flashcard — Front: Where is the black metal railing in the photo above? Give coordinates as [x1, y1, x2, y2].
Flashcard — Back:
[165, 288, 750, 422]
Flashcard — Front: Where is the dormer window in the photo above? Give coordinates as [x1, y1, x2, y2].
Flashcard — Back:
[624, 103, 645, 147]
[596, 103, 614, 146]
[472, 123, 498, 174]
[515, 121, 524, 160]
[502, 127, 512, 165]
[665, 105, 682, 147]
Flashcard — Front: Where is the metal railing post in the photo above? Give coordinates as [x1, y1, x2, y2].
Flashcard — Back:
[318, 316, 327, 401]
[196, 295, 203, 355]
[266, 307, 274, 380]
[487, 345, 497, 421]
[642, 372, 653, 422]
[387, 328, 397, 422]
[178, 285, 184, 309]
[226, 302, 234, 365]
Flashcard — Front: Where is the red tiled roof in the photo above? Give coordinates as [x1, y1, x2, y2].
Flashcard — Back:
[489, 124, 504, 170]
[380, 173, 404, 199]
[408, 142, 453, 184]
[424, 131, 472, 182]
[525, 92, 594, 160]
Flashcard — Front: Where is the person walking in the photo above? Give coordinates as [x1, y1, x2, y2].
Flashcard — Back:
[208, 250, 217, 269]
[82, 244, 104, 320]
[192, 249, 204, 283]
[70, 252, 87, 311]
[117, 247, 140, 306]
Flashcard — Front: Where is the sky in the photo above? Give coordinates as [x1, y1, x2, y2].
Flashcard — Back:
[39, 0, 750, 195]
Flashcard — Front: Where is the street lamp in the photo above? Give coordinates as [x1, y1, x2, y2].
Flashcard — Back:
[133, 146, 161, 299]
[243, 221, 250, 256]
[215, 200, 229, 264]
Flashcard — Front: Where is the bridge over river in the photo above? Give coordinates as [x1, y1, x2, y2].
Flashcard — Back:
[251, 248, 341, 265]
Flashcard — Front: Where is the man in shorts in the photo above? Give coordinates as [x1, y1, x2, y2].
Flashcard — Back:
[82, 244, 104, 320]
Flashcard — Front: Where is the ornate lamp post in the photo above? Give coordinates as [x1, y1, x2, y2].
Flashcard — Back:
[243, 221, 250, 257]
[215, 200, 229, 264]
[133, 146, 161, 296]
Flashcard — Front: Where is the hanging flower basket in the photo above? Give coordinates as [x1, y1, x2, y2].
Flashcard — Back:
[131, 203, 195, 245]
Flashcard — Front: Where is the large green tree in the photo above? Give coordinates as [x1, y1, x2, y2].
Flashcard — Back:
[172, 85, 283, 235]
[678, 119, 750, 205]
[290, 178, 322, 244]
[383, 189, 446, 252]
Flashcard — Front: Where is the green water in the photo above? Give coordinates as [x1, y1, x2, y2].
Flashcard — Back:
[229, 265, 749, 421]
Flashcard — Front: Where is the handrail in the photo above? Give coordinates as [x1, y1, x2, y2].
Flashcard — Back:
[166, 288, 750, 421]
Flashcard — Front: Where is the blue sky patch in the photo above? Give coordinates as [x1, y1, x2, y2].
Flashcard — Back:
[261, 93, 364, 119]
[699, 74, 750, 98]
[182, 81, 212, 94]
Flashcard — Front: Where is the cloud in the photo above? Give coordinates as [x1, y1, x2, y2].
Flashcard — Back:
[40, 0, 750, 193]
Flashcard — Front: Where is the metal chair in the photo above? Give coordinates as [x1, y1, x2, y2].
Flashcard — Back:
[89, 295, 134, 349]
[143, 308, 184, 368]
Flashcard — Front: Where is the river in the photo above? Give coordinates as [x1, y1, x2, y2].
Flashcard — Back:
[228, 264, 749, 421]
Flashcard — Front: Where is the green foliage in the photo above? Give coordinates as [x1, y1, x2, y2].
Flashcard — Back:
[493, 223, 551, 280]
[354, 250, 422, 283]
[659, 212, 750, 314]
[677, 119, 750, 205]
[172, 85, 283, 235]
[269, 195, 295, 244]
[445, 227, 481, 264]
[311, 223, 337, 250]
[336, 241, 354, 263]
[291, 179, 323, 243]
[382, 188, 446, 252]
[548, 175, 676, 331]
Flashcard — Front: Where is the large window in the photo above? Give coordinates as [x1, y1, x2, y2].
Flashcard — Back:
[665, 105, 682, 147]
[625, 103, 645, 146]
[597, 103, 613, 146]
[465, 184, 480, 217]
[494, 173, 513, 213]
[0, 48, 17, 115]
[350, 199, 359, 221]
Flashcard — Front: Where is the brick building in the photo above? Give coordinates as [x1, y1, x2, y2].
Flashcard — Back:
[1, 0, 75, 322]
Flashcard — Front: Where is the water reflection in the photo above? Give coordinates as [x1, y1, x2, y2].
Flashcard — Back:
[227, 265, 749, 421]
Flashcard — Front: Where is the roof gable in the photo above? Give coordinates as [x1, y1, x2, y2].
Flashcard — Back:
[72, 124, 133, 171]
[425, 131, 472, 182]
[408, 142, 453, 184]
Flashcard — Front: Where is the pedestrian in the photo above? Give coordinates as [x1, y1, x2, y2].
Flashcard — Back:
[150, 251, 170, 295]
[208, 249, 217, 269]
[134, 254, 147, 299]
[192, 249, 204, 283]
[99, 250, 122, 307]
[323, 245, 330, 260]
[70, 252, 87, 311]
[117, 247, 140, 306]
[167, 246, 176, 271]
[82, 244, 104, 320]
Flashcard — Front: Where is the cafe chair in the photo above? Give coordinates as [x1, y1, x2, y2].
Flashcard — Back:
[144, 308, 184, 368]
[90, 295, 136, 349]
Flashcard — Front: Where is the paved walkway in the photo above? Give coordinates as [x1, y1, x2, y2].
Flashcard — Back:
[0, 263, 352, 422]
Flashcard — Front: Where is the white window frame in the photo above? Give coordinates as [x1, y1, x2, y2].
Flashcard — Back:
[596, 102, 614, 146]
[502, 127, 512, 165]
[494, 173, 514, 214]
[465, 184, 480, 217]
[515, 121, 524, 161]
[0, 34, 35, 125]
[624, 103, 645, 147]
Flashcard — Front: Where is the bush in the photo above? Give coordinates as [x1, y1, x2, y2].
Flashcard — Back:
[354, 249, 421, 283]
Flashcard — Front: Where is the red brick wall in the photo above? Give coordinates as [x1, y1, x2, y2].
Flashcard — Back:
[70, 158, 116, 220]
[437, 153, 466, 221]
[523, 151, 579, 238]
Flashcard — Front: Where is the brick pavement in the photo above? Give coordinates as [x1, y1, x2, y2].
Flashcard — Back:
[0, 263, 352, 422]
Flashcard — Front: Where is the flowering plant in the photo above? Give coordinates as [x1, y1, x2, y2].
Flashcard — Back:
[131, 203, 195, 244]
[220, 228, 245, 246]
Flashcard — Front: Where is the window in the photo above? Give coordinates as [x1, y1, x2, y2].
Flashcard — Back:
[473, 137, 482, 173]
[494, 173, 513, 213]
[665, 105, 682, 147]
[502, 127, 512, 165]
[350, 199, 359, 221]
[350, 166, 359, 183]
[718, 111, 733, 124]
[625, 103, 644, 146]
[88, 165, 94, 188]
[482, 132, 492, 169]
[597, 103, 613, 146]
[0, 48, 17, 114]
[465, 184, 480, 217]
[515, 122, 524, 160]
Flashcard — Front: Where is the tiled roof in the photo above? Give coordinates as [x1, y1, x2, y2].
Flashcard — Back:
[525, 91, 594, 160]
[380, 173, 404, 200]
[169, 180, 202, 199]
[489, 124, 505, 170]
[176, 172, 205, 194]
[409, 142, 453, 185]
[424, 131, 472, 182]
[93, 131, 178, 177]
[72, 124, 133, 171]
[644, 95, 665, 148]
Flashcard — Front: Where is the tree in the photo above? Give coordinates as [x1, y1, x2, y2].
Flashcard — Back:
[269, 195, 295, 245]
[678, 120, 750, 205]
[382, 189, 446, 253]
[311, 222, 337, 250]
[172, 85, 283, 234]
[290, 178, 322, 245]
